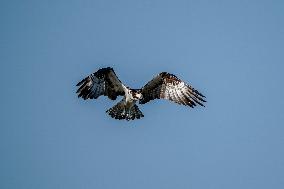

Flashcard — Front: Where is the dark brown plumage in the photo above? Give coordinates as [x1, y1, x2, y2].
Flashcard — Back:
[76, 67, 124, 100]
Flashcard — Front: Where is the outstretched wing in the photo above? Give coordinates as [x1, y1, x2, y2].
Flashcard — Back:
[140, 72, 206, 108]
[76, 67, 125, 100]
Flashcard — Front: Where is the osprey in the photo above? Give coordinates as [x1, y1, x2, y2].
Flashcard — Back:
[76, 67, 206, 121]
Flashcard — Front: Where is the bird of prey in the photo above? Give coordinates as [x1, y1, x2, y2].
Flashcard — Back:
[76, 67, 206, 121]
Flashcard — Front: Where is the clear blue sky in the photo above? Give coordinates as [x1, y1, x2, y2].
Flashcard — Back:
[1, 0, 284, 189]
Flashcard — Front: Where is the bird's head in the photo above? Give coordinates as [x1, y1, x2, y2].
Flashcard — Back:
[131, 89, 143, 100]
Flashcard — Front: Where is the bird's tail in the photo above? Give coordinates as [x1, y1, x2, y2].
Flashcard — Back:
[106, 101, 144, 121]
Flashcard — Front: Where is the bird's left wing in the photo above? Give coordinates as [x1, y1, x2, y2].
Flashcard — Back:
[76, 67, 125, 100]
[139, 72, 206, 107]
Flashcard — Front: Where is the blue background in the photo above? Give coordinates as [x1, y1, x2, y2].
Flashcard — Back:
[1, 0, 284, 188]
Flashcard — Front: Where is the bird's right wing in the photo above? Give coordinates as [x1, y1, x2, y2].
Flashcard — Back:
[140, 72, 206, 107]
[76, 67, 125, 100]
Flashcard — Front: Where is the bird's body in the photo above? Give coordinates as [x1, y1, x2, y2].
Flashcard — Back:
[110, 87, 143, 120]
[76, 67, 206, 121]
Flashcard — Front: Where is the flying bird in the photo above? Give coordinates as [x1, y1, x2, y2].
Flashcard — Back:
[76, 67, 206, 121]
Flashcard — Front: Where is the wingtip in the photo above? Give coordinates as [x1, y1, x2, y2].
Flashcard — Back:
[76, 78, 86, 86]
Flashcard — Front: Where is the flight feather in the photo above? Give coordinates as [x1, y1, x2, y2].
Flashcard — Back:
[139, 72, 206, 107]
[76, 67, 125, 100]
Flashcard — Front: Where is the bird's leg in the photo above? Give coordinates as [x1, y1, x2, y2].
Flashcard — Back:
[122, 108, 126, 116]
[124, 108, 130, 121]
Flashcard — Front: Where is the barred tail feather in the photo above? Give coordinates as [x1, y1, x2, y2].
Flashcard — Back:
[106, 101, 126, 120]
[129, 104, 144, 120]
[106, 102, 144, 121]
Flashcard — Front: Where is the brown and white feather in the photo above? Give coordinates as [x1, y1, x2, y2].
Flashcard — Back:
[139, 72, 206, 107]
